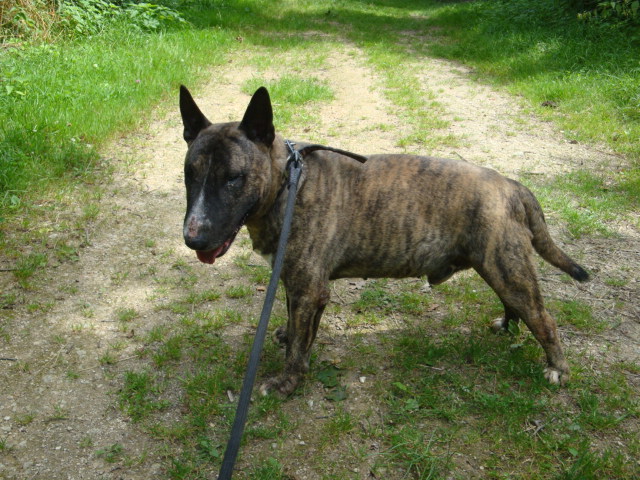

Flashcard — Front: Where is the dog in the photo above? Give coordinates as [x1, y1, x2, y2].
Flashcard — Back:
[179, 85, 589, 396]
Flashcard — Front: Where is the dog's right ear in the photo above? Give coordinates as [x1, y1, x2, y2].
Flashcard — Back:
[239, 87, 275, 147]
[179, 85, 211, 144]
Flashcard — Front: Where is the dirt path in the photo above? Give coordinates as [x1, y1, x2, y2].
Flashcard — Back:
[1, 45, 638, 479]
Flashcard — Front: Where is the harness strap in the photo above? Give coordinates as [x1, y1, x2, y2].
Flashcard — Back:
[275, 140, 367, 200]
[297, 143, 367, 164]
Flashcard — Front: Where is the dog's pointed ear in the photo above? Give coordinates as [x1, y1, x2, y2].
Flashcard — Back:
[180, 85, 211, 143]
[239, 87, 275, 146]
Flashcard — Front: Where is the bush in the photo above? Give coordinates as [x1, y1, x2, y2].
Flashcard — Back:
[0, 0, 59, 42]
[568, 0, 640, 25]
[58, 0, 187, 36]
[0, 0, 187, 43]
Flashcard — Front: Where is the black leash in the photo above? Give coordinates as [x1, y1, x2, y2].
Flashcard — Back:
[217, 140, 366, 479]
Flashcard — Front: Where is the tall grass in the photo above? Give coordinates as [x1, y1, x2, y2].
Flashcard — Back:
[0, 0, 59, 43]
[423, 0, 640, 160]
[0, 22, 234, 209]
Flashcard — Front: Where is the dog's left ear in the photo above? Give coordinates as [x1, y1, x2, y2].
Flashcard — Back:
[180, 85, 211, 143]
[239, 87, 275, 147]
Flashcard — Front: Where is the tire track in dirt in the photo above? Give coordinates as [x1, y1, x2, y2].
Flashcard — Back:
[1, 44, 638, 479]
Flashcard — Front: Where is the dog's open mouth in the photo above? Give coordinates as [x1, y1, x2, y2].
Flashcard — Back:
[195, 220, 245, 264]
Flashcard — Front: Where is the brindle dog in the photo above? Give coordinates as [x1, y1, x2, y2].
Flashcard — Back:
[179, 85, 589, 396]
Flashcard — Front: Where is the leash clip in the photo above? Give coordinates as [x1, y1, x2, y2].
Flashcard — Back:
[284, 140, 303, 186]
[285, 139, 303, 167]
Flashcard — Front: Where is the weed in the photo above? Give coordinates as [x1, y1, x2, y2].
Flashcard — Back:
[187, 289, 221, 304]
[55, 241, 79, 262]
[48, 404, 69, 422]
[375, 427, 450, 479]
[146, 325, 168, 343]
[26, 301, 54, 312]
[13, 252, 47, 283]
[116, 307, 138, 323]
[604, 276, 629, 287]
[15, 413, 35, 426]
[0, 293, 17, 309]
[354, 280, 433, 316]
[225, 285, 253, 299]
[247, 457, 287, 480]
[96, 442, 124, 463]
[346, 311, 383, 328]
[79, 436, 94, 448]
[81, 203, 100, 222]
[153, 335, 183, 367]
[119, 370, 169, 422]
[110, 270, 129, 286]
[99, 352, 116, 366]
[324, 408, 355, 438]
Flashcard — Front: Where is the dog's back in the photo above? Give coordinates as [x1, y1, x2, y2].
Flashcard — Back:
[292, 153, 587, 285]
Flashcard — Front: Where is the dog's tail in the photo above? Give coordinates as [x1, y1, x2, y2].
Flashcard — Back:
[520, 185, 590, 282]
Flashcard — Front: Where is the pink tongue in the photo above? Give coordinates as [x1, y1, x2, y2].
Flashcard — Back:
[196, 250, 216, 264]
[196, 245, 224, 264]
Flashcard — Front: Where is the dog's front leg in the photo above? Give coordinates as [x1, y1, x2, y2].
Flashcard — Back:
[260, 284, 330, 396]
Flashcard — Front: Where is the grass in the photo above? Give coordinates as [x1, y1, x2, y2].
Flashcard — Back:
[0, 21, 234, 210]
[523, 168, 640, 237]
[422, 0, 640, 159]
[109, 240, 638, 478]
[2, 0, 639, 479]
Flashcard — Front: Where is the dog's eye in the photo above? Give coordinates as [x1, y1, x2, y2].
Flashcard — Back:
[226, 174, 245, 188]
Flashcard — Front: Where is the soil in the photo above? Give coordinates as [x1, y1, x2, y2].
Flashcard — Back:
[0, 45, 638, 480]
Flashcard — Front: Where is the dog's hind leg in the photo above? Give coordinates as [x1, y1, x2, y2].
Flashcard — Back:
[475, 244, 570, 385]
[273, 294, 292, 347]
[260, 283, 330, 396]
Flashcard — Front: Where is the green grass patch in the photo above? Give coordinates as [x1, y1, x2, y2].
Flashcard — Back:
[1, 20, 234, 211]
[353, 279, 434, 316]
[524, 168, 640, 237]
[549, 299, 606, 333]
[242, 75, 334, 131]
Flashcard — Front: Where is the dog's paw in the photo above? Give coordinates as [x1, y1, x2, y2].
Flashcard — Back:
[273, 325, 288, 347]
[490, 317, 508, 334]
[544, 367, 569, 386]
[259, 373, 302, 397]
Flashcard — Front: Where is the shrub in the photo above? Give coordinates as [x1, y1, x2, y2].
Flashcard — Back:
[58, 0, 187, 37]
[0, 0, 59, 42]
[0, 0, 187, 43]
[569, 0, 640, 25]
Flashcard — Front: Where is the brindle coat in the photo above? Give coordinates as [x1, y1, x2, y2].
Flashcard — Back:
[179, 86, 589, 396]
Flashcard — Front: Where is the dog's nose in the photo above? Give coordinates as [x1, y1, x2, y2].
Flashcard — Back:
[184, 234, 209, 251]
[184, 215, 209, 250]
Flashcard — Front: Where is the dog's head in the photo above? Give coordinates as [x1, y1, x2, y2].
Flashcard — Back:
[179, 86, 275, 263]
